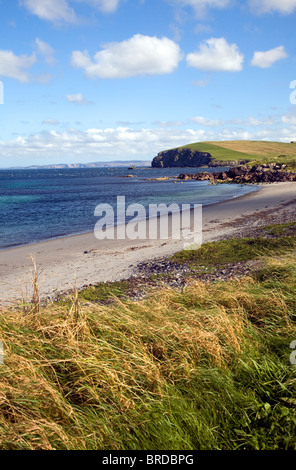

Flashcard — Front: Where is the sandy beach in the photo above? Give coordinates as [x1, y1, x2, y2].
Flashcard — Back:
[1, 182, 295, 304]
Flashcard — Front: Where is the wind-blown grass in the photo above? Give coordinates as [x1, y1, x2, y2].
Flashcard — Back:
[172, 236, 296, 266]
[0, 243, 296, 449]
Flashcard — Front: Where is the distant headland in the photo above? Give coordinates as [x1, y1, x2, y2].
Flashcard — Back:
[2, 160, 151, 170]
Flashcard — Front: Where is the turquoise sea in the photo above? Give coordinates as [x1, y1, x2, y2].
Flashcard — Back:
[0, 166, 258, 250]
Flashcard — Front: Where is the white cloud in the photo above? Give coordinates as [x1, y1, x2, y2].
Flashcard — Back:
[71, 35, 182, 78]
[42, 119, 60, 125]
[282, 113, 296, 125]
[20, 0, 121, 24]
[76, 0, 120, 13]
[35, 38, 55, 65]
[66, 93, 90, 104]
[1, 119, 296, 166]
[249, 0, 296, 14]
[251, 46, 288, 68]
[0, 128, 209, 162]
[191, 116, 223, 126]
[153, 120, 184, 128]
[194, 23, 213, 34]
[0, 50, 36, 82]
[170, 0, 230, 17]
[20, 0, 77, 23]
[186, 37, 244, 72]
[191, 114, 278, 127]
[232, 116, 278, 126]
[192, 78, 210, 87]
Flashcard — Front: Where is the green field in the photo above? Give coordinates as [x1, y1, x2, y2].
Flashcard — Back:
[179, 140, 296, 167]
[182, 141, 259, 162]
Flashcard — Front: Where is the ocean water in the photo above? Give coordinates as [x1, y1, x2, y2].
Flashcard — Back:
[0, 167, 258, 250]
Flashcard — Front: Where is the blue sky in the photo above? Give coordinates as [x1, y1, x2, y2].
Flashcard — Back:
[0, 0, 296, 167]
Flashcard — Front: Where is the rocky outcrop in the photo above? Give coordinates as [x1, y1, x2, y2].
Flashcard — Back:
[177, 163, 296, 184]
[151, 147, 250, 168]
[152, 148, 212, 168]
[207, 159, 249, 167]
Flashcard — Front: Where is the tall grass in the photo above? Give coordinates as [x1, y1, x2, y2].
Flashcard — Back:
[0, 253, 296, 450]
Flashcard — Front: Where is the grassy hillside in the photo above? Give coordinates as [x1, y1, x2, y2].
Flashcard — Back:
[182, 141, 259, 162]
[1, 224, 296, 450]
[179, 140, 296, 167]
[208, 140, 296, 157]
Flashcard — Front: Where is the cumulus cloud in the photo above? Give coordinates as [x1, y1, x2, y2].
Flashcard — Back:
[282, 113, 296, 125]
[251, 46, 288, 68]
[170, 0, 230, 17]
[66, 93, 90, 104]
[249, 0, 296, 14]
[0, 128, 209, 163]
[191, 78, 210, 87]
[20, 0, 77, 23]
[71, 35, 182, 79]
[191, 116, 223, 126]
[76, 0, 120, 13]
[191, 114, 278, 127]
[0, 50, 36, 82]
[20, 0, 121, 23]
[42, 119, 60, 125]
[35, 38, 55, 65]
[186, 37, 244, 72]
[194, 23, 213, 34]
[0, 125, 293, 165]
[1, 117, 295, 165]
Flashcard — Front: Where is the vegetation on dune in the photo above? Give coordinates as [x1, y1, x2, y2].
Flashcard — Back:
[0, 224, 296, 450]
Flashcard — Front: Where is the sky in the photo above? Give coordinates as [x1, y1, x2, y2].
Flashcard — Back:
[0, 0, 296, 167]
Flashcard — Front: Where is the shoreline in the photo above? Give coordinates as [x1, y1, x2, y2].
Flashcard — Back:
[0, 181, 258, 253]
[0, 182, 295, 304]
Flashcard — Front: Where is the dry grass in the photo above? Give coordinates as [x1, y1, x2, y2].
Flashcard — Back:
[0, 252, 296, 450]
[208, 140, 296, 157]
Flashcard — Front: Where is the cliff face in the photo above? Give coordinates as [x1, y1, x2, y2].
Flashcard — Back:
[152, 148, 212, 168]
[151, 148, 248, 168]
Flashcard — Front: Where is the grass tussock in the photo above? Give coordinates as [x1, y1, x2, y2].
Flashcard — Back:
[1, 246, 296, 450]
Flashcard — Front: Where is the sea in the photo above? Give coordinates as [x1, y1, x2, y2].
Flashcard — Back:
[0, 166, 258, 251]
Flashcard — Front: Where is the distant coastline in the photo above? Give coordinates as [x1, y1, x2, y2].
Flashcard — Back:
[0, 160, 151, 170]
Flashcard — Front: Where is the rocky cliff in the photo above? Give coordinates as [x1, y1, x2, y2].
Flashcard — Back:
[152, 148, 212, 168]
[151, 147, 248, 168]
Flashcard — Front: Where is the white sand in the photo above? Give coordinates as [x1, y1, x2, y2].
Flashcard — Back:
[0, 182, 295, 304]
